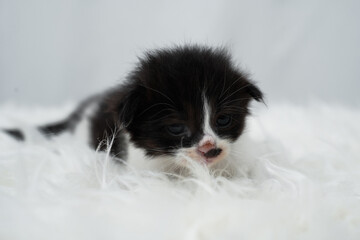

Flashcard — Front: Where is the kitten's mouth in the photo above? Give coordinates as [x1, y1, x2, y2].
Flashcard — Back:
[203, 148, 222, 158]
[196, 148, 223, 164]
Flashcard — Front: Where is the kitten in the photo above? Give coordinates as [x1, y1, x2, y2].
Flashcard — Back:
[2, 45, 263, 172]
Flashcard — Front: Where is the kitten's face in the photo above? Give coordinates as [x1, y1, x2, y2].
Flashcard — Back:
[113, 46, 262, 167]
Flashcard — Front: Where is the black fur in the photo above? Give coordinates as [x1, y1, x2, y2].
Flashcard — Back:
[105, 45, 263, 157]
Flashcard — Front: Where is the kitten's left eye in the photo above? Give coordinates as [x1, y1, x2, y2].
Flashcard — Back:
[216, 114, 231, 128]
[167, 124, 186, 136]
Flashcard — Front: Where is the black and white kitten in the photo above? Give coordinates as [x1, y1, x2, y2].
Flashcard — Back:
[3, 45, 263, 172]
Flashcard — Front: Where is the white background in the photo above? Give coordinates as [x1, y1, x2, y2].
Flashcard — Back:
[1, 0, 359, 107]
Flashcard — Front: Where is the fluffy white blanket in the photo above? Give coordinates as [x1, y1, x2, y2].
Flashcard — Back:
[0, 103, 359, 240]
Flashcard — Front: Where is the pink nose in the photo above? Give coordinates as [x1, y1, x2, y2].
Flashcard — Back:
[198, 141, 215, 154]
[198, 135, 216, 153]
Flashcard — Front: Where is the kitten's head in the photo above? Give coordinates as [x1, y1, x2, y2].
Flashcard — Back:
[111, 46, 263, 167]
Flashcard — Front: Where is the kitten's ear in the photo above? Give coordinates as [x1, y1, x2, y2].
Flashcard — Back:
[246, 82, 264, 103]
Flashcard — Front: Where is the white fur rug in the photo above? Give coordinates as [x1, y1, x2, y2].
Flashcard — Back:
[1, 102, 360, 240]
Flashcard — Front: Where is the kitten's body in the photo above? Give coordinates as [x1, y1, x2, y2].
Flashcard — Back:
[3, 45, 263, 174]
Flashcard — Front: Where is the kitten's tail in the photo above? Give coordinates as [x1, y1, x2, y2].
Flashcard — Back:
[1, 94, 101, 141]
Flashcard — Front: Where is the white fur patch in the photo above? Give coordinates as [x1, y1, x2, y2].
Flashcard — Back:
[203, 100, 216, 137]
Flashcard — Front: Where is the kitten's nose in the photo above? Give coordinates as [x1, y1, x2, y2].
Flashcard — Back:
[197, 136, 222, 158]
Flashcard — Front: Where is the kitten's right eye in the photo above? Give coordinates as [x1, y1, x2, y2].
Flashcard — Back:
[216, 114, 232, 128]
[167, 124, 186, 136]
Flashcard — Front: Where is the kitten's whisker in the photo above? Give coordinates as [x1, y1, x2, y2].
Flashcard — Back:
[148, 150, 175, 154]
[219, 73, 239, 100]
[229, 149, 246, 155]
[165, 157, 183, 173]
[148, 146, 176, 150]
[180, 136, 185, 149]
[218, 83, 252, 106]
[138, 102, 176, 116]
[220, 106, 248, 111]
[220, 97, 255, 106]
[230, 117, 245, 125]
[147, 110, 178, 121]
[139, 84, 176, 105]
[218, 66, 228, 99]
